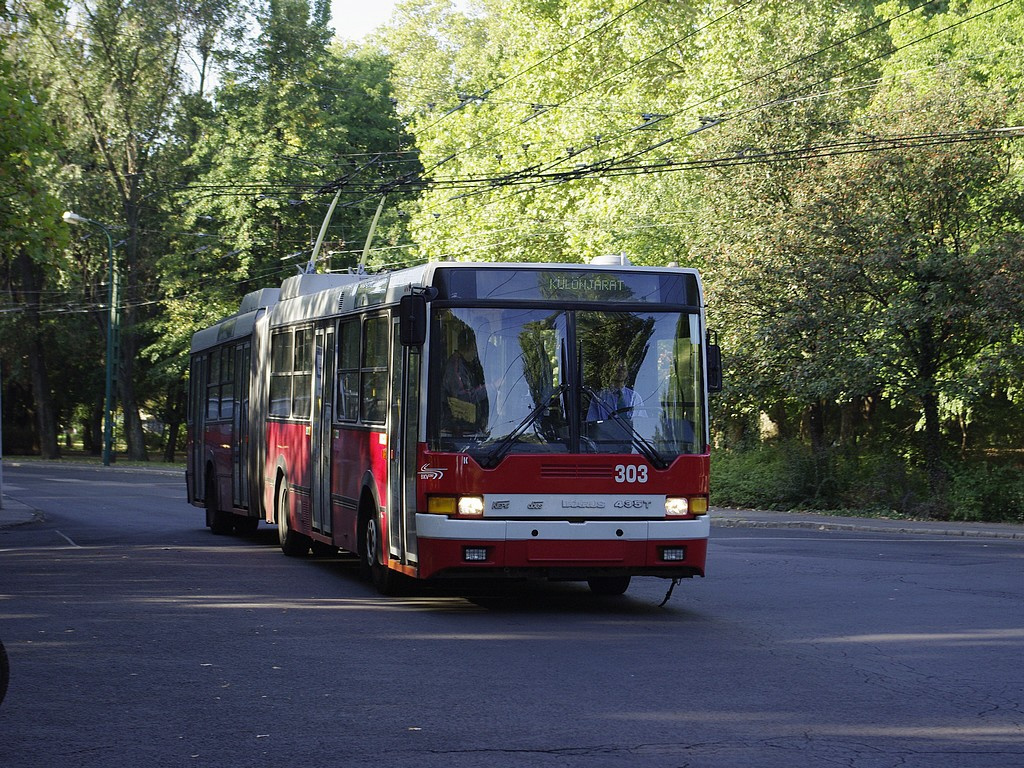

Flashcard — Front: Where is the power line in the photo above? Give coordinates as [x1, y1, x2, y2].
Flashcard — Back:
[400, 0, 1017, 216]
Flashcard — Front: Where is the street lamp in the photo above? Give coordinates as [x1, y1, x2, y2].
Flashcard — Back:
[63, 210, 119, 466]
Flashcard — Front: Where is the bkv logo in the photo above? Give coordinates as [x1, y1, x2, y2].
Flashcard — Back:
[418, 464, 447, 481]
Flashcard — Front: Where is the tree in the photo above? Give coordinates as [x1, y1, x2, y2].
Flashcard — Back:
[12, 0, 211, 459]
[822, 86, 1024, 510]
[173, 2, 418, 296]
[0, 34, 69, 457]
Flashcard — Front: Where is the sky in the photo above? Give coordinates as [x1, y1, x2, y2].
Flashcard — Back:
[330, 0, 399, 41]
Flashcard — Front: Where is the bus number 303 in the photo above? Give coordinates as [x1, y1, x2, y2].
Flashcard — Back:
[614, 464, 648, 483]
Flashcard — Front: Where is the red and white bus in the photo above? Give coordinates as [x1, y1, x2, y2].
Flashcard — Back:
[187, 257, 721, 595]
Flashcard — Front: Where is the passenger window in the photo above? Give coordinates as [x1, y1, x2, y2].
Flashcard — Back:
[361, 316, 388, 424]
[337, 320, 360, 421]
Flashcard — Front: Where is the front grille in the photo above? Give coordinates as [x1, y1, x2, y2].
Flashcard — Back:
[540, 463, 614, 479]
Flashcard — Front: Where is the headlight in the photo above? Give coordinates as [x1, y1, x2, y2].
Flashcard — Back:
[457, 495, 485, 517]
[665, 497, 690, 516]
[665, 496, 709, 517]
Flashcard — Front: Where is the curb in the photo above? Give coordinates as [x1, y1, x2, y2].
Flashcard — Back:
[0, 498, 44, 530]
[711, 516, 1024, 540]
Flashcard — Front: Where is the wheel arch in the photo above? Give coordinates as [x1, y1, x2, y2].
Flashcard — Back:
[357, 471, 383, 556]
[270, 456, 289, 524]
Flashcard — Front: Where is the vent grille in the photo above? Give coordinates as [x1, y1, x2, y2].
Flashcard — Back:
[540, 463, 614, 479]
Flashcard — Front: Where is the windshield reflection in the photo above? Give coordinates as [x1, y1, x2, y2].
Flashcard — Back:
[428, 307, 705, 464]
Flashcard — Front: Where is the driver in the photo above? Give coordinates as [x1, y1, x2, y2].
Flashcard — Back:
[587, 362, 643, 421]
[442, 329, 489, 434]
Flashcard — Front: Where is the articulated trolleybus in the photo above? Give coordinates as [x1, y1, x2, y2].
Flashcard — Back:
[187, 257, 721, 596]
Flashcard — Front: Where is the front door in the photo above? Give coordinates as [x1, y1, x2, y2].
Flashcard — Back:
[388, 321, 421, 564]
[189, 355, 207, 503]
[232, 342, 250, 508]
[311, 326, 334, 534]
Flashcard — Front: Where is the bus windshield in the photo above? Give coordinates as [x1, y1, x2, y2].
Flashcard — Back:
[428, 307, 706, 463]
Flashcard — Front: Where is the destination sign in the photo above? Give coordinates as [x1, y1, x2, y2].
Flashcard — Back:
[435, 267, 697, 306]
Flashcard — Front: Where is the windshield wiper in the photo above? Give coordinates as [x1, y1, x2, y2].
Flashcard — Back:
[479, 383, 568, 469]
[583, 385, 667, 470]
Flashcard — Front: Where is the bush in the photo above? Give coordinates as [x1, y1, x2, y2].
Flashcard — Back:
[949, 462, 1024, 523]
[838, 449, 928, 516]
[711, 442, 810, 510]
[712, 442, 1024, 522]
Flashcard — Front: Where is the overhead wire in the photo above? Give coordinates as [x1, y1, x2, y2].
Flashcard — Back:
[14, 0, 1017, 311]
[157, 0, 1024, 274]
[420, 0, 951, 202]
[403, 0, 1019, 212]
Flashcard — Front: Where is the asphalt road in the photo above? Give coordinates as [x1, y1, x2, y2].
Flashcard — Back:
[0, 462, 1021, 767]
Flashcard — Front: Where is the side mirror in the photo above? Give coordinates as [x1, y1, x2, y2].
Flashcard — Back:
[706, 330, 723, 393]
[399, 293, 427, 346]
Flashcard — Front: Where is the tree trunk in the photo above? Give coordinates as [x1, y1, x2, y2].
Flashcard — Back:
[161, 376, 186, 463]
[920, 387, 949, 516]
[80, 402, 101, 456]
[16, 249, 59, 459]
[118, 183, 149, 462]
[915, 319, 949, 517]
[120, 351, 149, 461]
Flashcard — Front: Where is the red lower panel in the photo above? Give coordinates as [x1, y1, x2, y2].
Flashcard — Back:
[416, 537, 707, 580]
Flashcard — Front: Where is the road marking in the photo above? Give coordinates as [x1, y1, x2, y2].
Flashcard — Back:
[54, 530, 81, 547]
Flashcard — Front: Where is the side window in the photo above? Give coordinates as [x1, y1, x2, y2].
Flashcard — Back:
[337, 320, 360, 421]
[292, 328, 313, 419]
[206, 349, 221, 419]
[361, 316, 388, 424]
[188, 356, 200, 425]
[220, 346, 235, 419]
[204, 346, 235, 420]
[269, 331, 292, 417]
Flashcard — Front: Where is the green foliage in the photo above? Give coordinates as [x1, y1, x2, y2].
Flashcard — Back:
[2, 0, 1023, 504]
[711, 442, 816, 511]
[949, 461, 1024, 523]
[714, 441, 1024, 523]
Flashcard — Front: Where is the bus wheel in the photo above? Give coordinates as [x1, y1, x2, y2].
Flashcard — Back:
[363, 514, 402, 596]
[276, 481, 310, 557]
[206, 475, 233, 535]
[587, 575, 631, 596]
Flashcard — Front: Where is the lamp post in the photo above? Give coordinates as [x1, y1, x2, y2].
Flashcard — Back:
[63, 211, 118, 466]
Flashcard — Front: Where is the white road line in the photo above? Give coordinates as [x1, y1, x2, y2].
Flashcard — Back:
[54, 530, 81, 547]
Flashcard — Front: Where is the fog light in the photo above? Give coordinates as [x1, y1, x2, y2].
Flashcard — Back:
[464, 547, 489, 562]
[661, 547, 687, 561]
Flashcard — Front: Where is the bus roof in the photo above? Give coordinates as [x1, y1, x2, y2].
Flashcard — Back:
[196, 259, 705, 342]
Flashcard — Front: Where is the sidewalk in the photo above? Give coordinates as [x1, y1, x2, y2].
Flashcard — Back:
[711, 507, 1024, 540]
[0, 495, 43, 529]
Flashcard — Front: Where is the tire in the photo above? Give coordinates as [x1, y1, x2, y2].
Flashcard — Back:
[206, 474, 233, 535]
[587, 575, 631, 596]
[362, 513, 403, 596]
[276, 481, 310, 557]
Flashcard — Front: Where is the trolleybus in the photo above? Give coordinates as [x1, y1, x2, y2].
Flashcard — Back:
[186, 257, 721, 595]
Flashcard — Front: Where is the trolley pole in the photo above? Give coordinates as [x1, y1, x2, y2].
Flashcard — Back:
[63, 211, 119, 466]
